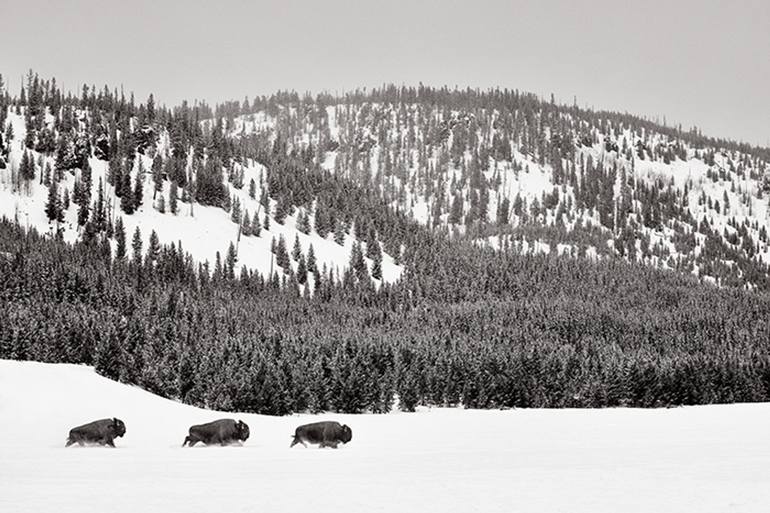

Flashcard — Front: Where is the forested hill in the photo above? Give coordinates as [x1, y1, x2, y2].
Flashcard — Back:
[1, 73, 769, 291]
[2, 72, 770, 413]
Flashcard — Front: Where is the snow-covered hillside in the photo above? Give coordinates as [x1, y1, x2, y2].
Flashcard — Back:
[223, 99, 770, 288]
[1, 359, 769, 513]
[0, 109, 403, 288]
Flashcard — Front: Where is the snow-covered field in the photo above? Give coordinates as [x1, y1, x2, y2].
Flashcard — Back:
[1, 360, 769, 512]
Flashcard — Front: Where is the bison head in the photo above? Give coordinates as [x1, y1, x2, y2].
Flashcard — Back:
[341, 424, 352, 444]
[112, 418, 126, 437]
[236, 420, 250, 441]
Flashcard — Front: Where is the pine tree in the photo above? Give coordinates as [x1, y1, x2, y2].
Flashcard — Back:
[371, 248, 383, 280]
[93, 178, 106, 231]
[115, 217, 127, 260]
[297, 253, 308, 284]
[241, 209, 251, 236]
[43, 162, 51, 186]
[19, 150, 35, 181]
[157, 193, 166, 213]
[251, 210, 261, 237]
[276, 235, 290, 269]
[152, 155, 163, 199]
[62, 187, 70, 210]
[121, 173, 135, 214]
[225, 242, 237, 280]
[169, 181, 178, 214]
[263, 211, 271, 231]
[134, 162, 144, 208]
[449, 193, 463, 224]
[147, 230, 161, 269]
[77, 193, 90, 227]
[248, 178, 256, 199]
[45, 179, 64, 224]
[292, 234, 302, 261]
[131, 227, 143, 264]
[298, 209, 311, 234]
[213, 251, 223, 282]
[350, 242, 368, 281]
[307, 244, 317, 274]
[334, 218, 345, 245]
[230, 196, 241, 224]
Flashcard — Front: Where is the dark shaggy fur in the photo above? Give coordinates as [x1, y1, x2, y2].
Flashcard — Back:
[65, 418, 126, 447]
[291, 421, 352, 449]
[182, 419, 250, 447]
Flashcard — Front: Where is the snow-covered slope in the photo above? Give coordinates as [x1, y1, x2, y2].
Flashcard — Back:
[0, 110, 402, 286]
[1, 359, 769, 513]
[223, 101, 770, 288]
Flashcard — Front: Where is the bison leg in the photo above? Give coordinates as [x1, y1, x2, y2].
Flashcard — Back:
[187, 436, 200, 447]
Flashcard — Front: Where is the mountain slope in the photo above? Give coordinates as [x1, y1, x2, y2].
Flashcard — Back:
[220, 93, 770, 289]
[0, 108, 403, 289]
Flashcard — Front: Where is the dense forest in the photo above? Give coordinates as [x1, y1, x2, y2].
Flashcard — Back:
[2, 72, 770, 413]
[2, 214, 770, 413]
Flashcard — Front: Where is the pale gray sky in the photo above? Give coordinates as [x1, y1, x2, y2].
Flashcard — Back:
[1, 0, 768, 146]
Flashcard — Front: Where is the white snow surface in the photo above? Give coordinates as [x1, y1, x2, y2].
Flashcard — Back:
[1, 359, 769, 513]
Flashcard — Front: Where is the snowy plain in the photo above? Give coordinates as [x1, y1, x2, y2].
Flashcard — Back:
[1, 359, 769, 513]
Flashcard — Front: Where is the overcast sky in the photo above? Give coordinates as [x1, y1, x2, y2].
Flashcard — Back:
[1, 0, 768, 146]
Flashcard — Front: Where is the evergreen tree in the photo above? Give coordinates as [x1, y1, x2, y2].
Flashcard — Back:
[134, 162, 144, 208]
[230, 196, 241, 223]
[77, 193, 90, 227]
[120, 173, 135, 214]
[296, 254, 308, 285]
[449, 193, 463, 224]
[307, 244, 317, 274]
[225, 242, 237, 280]
[93, 178, 106, 231]
[241, 209, 251, 236]
[147, 230, 161, 269]
[62, 187, 70, 210]
[371, 247, 383, 280]
[251, 211, 261, 237]
[297, 209, 311, 234]
[334, 218, 346, 245]
[248, 178, 256, 199]
[151, 155, 163, 199]
[169, 181, 178, 214]
[131, 227, 143, 264]
[263, 211, 271, 231]
[19, 150, 35, 181]
[115, 217, 127, 260]
[349, 242, 368, 281]
[292, 234, 302, 261]
[45, 179, 64, 224]
[276, 235, 290, 269]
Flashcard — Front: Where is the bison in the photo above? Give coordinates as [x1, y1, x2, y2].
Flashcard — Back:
[182, 419, 250, 447]
[65, 418, 126, 447]
[290, 421, 352, 449]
